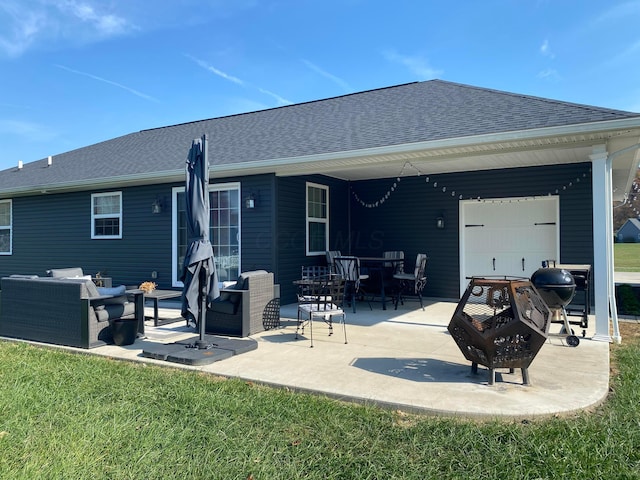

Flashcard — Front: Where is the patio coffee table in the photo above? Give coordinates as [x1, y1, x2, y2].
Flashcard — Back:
[144, 290, 182, 326]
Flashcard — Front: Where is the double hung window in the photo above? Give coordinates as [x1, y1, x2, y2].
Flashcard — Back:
[306, 182, 329, 255]
[0, 200, 12, 254]
[91, 192, 122, 239]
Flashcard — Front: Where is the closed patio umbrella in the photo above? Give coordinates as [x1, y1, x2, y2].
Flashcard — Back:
[180, 134, 219, 348]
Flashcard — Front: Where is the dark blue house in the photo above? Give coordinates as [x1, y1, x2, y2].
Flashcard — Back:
[616, 218, 640, 242]
[1, 80, 639, 342]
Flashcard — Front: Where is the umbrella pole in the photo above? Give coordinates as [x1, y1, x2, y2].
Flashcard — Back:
[195, 267, 211, 349]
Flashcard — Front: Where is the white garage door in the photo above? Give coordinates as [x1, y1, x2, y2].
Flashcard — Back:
[460, 196, 559, 295]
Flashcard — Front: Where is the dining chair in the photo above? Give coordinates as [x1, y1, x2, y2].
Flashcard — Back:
[299, 265, 331, 302]
[301, 265, 330, 279]
[296, 275, 347, 347]
[393, 253, 428, 310]
[334, 256, 371, 313]
[383, 250, 405, 274]
[382, 250, 405, 292]
[325, 250, 342, 273]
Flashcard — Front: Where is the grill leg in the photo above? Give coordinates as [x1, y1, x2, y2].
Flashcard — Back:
[521, 368, 531, 386]
[488, 368, 495, 385]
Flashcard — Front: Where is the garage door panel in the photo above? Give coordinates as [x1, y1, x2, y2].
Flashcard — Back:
[461, 196, 559, 294]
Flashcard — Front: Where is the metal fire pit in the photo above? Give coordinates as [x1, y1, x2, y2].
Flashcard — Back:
[448, 277, 551, 385]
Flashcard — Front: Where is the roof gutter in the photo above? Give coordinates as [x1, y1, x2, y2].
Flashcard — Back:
[1, 170, 185, 197]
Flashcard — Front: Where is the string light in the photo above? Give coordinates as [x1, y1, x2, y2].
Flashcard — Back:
[351, 165, 593, 208]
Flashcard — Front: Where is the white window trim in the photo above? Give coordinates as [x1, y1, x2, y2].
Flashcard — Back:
[172, 182, 241, 287]
[306, 182, 329, 256]
[91, 192, 122, 239]
[0, 199, 12, 255]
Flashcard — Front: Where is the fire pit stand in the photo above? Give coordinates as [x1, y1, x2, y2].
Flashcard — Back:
[448, 277, 551, 385]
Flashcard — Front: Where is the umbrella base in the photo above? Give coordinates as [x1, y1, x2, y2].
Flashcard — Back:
[142, 335, 257, 365]
[190, 339, 214, 349]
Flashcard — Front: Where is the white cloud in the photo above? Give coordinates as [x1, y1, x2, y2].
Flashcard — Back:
[537, 68, 560, 80]
[593, 1, 640, 25]
[185, 54, 245, 86]
[382, 49, 442, 79]
[186, 54, 292, 106]
[0, 118, 57, 140]
[0, 1, 47, 56]
[540, 39, 555, 59]
[257, 88, 292, 106]
[53, 0, 130, 35]
[55, 64, 159, 102]
[301, 59, 352, 93]
[607, 39, 640, 66]
[0, 0, 135, 57]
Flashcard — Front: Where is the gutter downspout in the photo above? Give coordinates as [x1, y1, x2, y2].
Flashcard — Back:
[347, 181, 352, 255]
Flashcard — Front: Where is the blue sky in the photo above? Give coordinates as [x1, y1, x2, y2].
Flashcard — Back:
[1, 0, 639, 172]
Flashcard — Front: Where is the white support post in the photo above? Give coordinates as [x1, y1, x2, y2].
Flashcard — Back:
[590, 146, 619, 342]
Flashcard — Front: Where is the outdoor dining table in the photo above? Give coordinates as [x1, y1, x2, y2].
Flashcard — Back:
[357, 256, 404, 310]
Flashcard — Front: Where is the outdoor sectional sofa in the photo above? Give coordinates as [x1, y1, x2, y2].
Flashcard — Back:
[205, 270, 280, 337]
[0, 275, 143, 349]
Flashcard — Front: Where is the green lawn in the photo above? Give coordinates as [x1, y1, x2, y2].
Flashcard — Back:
[615, 243, 640, 272]
[1, 324, 640, 479]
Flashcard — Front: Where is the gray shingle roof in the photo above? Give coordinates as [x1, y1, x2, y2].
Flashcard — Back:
[1, 79, 639, 192]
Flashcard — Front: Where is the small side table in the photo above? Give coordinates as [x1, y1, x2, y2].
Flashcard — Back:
[144, 290, 182, 326]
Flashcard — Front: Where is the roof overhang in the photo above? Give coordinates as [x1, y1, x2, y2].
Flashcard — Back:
[212, 118, 640, 201]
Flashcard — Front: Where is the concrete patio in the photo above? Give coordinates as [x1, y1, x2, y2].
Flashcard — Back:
[83, 297, 610, 419]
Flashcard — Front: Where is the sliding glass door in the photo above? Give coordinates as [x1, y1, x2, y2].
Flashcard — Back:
[173, 183, 240, 286]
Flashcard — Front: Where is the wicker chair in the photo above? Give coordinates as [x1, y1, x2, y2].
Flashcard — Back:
[205, 270, 278, 337]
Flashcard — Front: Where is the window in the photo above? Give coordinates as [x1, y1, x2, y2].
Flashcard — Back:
[0, 200, 12, 255]
[91, 192, 122, 239]
[306, 182, 329, 255]
[173, 183, 240, 285]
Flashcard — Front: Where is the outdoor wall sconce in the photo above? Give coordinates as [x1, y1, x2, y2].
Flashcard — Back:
[152, 197, 164, 214]
[245, 194, 256, 209]
[436, 215, 445, 229]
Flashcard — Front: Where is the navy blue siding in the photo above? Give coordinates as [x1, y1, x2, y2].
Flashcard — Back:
[238, 174, 276, 274]
[1, 164, 593, 306]
[1, 184, 178, 287]
[276, 175, 349, 304]
[349, 163, 593, 299]
[1, 175, 277, 290]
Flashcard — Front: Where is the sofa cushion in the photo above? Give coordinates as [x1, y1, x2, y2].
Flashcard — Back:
[49, 267, 84, 278]
[93, 306, 109, 322]
[82, 279, 101, 298]
[235, 270, 268, 290]
[219, 281, 242, 304]
[210, 298, 238, 315]
[97, 285, 126, 296]
[94, 302, 136, 322]
[97, 285, 128, 304]
[58, 277, 101, 298]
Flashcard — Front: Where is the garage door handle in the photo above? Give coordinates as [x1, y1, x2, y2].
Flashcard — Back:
[522, 258, 525, 271]
[492, 258, 496, 271]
